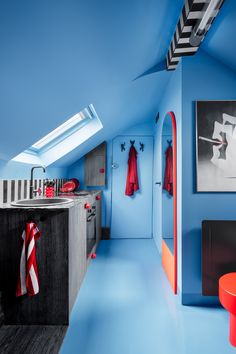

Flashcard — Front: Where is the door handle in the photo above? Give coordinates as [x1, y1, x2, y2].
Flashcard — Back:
[112, 162, 119, 169]
[155, 182, 161, 186]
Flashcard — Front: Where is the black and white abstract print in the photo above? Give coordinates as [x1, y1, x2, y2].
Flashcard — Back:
[196, 101, 236, 192]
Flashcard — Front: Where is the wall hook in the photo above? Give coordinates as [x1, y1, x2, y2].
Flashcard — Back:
[130, 140, 135, 146]
[155, 112, 160, 124]
[167, 139, 172, 146]
[121, 142, 126, 152]
[139, 142, 144, 152]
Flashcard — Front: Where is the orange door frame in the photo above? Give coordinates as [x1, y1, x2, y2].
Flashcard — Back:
[161, 111, 177, 294]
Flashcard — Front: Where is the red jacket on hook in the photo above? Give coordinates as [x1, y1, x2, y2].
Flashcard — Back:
[125, 145, 139, 196]
[163, 145, 173, 196]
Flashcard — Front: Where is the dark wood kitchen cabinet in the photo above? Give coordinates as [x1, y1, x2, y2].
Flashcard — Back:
[84, 142, 107, 186]
[0, 203, 87, 325]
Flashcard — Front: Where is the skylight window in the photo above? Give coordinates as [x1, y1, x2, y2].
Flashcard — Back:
[12, 104, 103, 166]
[30, 105, 95, 152]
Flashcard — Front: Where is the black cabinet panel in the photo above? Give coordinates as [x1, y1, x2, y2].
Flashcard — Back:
[202, 220, 236, 296]
[0, 197, 100, 325]
[0, 325, 67, 354]
[0, 209, 69, 325]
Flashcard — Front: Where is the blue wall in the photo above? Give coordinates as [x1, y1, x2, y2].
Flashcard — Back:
[153, 49, 236, 303]
[111, 135, 153, 238]
[0, 159, 68, 180]
[181, 50, 236, 305]
[153, 62, 182, 292]
[68, 121, 154, 228]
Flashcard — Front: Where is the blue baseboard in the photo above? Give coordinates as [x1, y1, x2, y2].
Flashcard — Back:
[182, 293, 221, 307]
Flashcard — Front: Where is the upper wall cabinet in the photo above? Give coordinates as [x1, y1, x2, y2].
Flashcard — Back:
[84, 142, 107, 186]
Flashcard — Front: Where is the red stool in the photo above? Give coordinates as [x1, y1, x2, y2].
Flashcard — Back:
[219, 272, 236, 346]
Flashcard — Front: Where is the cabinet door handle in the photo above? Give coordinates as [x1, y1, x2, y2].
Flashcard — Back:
[87, 214, 96, 222]
[155, 182, 161, 186]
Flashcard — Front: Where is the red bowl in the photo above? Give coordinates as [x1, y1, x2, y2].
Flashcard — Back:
[70, 178, 80, 189]
[60, 180, 76, 193]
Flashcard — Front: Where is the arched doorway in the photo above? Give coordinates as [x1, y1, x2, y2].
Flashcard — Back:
[161, 111, 177, 294]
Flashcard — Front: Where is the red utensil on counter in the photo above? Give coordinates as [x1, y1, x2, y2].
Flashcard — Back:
[60, 180, 76, 193]
[59, 179, 80, 193]
[70, 178, 80, 189]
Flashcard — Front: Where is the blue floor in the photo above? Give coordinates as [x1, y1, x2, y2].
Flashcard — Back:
[60, 239, 235, 354]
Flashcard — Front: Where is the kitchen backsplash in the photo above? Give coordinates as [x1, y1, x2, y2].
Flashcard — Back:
[0, 178, 67, 204]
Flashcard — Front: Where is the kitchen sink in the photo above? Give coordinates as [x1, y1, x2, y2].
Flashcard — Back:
[11, 198, 73, 207]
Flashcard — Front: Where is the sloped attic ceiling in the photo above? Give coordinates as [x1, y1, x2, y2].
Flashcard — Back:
[0, 0, 184, 166]
[202, 0, 236, 73]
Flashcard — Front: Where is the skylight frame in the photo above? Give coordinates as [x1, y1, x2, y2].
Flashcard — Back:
[12, 103, 103, 166]
[31, 104, 95, 151]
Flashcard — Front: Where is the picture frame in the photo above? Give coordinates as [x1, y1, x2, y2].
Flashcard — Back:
[196, 100, 236, 192]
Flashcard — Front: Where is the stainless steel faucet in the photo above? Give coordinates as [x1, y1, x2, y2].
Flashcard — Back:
[30, 165, 46, 199]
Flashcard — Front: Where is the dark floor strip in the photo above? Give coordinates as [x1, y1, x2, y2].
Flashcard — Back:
[0, 325, 68, 354]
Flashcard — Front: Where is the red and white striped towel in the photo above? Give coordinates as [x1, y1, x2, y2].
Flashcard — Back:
[16, 222, 41, 297]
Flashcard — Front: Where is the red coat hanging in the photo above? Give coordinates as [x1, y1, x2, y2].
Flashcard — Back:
[125, 145, 139, 196]
[163, 145, 173, 196]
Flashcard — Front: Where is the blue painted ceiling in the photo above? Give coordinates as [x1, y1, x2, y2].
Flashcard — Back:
[0, 0, 235, 166]
[0, 0, 184, 166]
[202, 0, 236, 73]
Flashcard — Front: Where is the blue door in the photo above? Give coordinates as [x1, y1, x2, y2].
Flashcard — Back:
[111, 136, 153, 239]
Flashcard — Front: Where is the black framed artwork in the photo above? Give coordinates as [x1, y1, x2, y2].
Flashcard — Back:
[196, 100, 236, 192]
